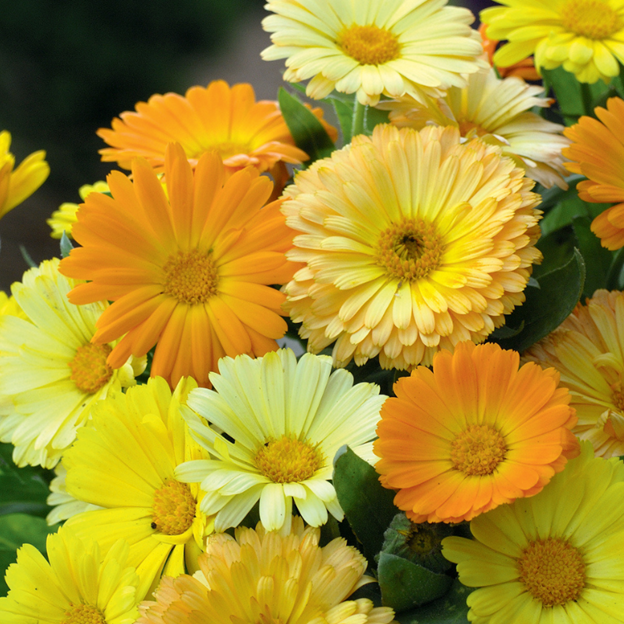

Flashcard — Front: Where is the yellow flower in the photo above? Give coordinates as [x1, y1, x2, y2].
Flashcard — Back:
[381, 68, 570, 189]
[0, 130, 49, 219]
[283, 124, 542, 370]
[443, 443, 624, 623]
[261, 0, 487, 106]
[0, 259, 145, 468]
[0, 527, 142, 624]
[175, 348, 385, 532]
[138, 518, 395, 624]
[481, 0, 624, 84]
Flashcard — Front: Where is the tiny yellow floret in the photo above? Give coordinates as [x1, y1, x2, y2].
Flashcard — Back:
[561, 0, 620, 39]
[62, 604, 106, 624]
[338, 25, 400, 66]
[68, 343, 113, 394]
[163, 249, 219, 305]
[152, 479, 196, 536]
[451, 424, 507, 477]
[255, 435, 324, 483]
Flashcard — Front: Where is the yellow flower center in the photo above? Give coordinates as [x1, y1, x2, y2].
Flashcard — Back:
[375, 219, 443, 281]
[450, 424, 507, 476]
[255, 436, 324, 483]
[561, 0, 621, 39]
[62, 604, 106, 624]
[68, 343, 113, 394]
[152, 480, 196, 535]
[338, 25, 400, 66]
[611, 379, 624, 411]
[518, 537, 586, 607]
[163, 249, 219, 305]
[458, 120, 489, 138]
[215, 142, 251, 159]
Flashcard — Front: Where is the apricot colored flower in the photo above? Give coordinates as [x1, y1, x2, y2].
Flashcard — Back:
[563, 97, 624, 249]
[138, 518, 395, 624]
[373, 341, 579, 524]
[481, 0, 624, 84]
[524, 290, 624, 459]
[60, 143, 295, 388]
[283, 124, 542, 370]
[443, 443, 624, 623]
[262, 0, 487, 106]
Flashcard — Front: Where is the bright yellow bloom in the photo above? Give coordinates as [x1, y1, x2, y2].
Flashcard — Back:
[0, 527, 142, 624]
[0, 259, 144, 468]
[0, 291, 25, 319]
[481, 0, 624, 84]
[60, 143, 296, 389]
[138, 518, 395, 624]
[175, 348, 385, 532]
[443, 443, 624, 623]
[381, 68, 570, 189]
[0, 130, 49, 219]
[46, 462, 102, 526]
[283, 124, 542, 370]
[262, 0, 488, 106]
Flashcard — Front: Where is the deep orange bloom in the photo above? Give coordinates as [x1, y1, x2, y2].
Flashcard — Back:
[373, 341, 579, 524]
[60, 143, 297, 388]
[478, 24, 540, 81]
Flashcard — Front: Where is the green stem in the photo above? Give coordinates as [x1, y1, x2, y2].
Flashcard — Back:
[351, 100, 366, 138]
[579, 81, 594, 117]
[607, 247, 624, 290]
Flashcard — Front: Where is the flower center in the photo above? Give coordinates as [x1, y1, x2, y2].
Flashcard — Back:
[61, 604, 106, 624]
[337, 24, 400, 66]
[68, 343, 113, 394]
[518, 537, 586, 607]
[152, 480, 196, 535]
[163, 249, 218, 305]
[561, 0, 621, 39]
[458, 120, 489, 138]
[216, 142, 251, 159]
[255, 436, 324, 483]
[611, 379, 624, 411]
[451, 424, 507, 476]
[374, 219, 443, 281]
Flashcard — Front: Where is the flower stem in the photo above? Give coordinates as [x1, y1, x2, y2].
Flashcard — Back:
[351, 100, 366, 138]
[580, 82, 594, 118]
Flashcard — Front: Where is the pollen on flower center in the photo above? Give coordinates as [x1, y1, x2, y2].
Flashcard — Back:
[68, 343, 113, 394]
[61, 604, 106, 624]
[561, 0, 621, 39]
[451, 424, 507, 476]
[152, 480, 196, 535]
[255, 435, 324, 483]
[163, 249, 219, 305]
[337, 24, 401, 66]
[374, 219, 443, 281]
[518, 537, 586, 606]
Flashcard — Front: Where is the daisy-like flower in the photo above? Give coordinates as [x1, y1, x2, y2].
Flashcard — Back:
[283, 124, 542, 370]
[443, 442, 624, 623]
[374, 341, 579, 523]
[138, 518, 395, 624]
[59, 143, 296, 389]
[563, 97, 624, 249]
[524, 290, 624, 459]
[47, 180, 109, 239]
[0, 527, 142, 624]
[261, 0, 488, 106]
[175, 348, 385, 532]
[381, 68, 570, 189]
[0, 291, 24, 318]
[481, 0, 624, 84]
[0, 130, 49, 219]
[61, 377, 212, 598]
[0, 259, 144, 468]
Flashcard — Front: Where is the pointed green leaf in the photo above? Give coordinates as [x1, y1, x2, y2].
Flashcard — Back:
[60, 231, 74, 258]
[332, 98, 354, 145]
[572, 215, 613, 297]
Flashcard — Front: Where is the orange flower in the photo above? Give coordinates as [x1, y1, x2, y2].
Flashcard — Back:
[373, 341, 579, 524]
[478, 24, 540, 81]
[563, 97, 624, 250]
[59, 143, 296, 388]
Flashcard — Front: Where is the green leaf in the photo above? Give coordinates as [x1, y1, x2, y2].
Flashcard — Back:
[332, 447, 398, 564]
[572, 215, 613, 298]
[278, 87, 335, 163]
[539, 185, 607, 236]
[608, 248, 624, 290]
[60, 231, 74, 258]
[332, 98, 354, 145]
[377, 553, 452, 612]
[532, 227, 576, 280]
[364, 106, 390, 135]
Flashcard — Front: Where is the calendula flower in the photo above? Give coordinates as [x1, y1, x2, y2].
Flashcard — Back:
[563, 96, 624, 249]
[61, 377, 211, 598]
[138, 518, 395, 624]
[0, 527, 142, 624]
[283, 124, 542, 370]
[46, 462, 102, 526]
[381, 68, 570, 189]
[478, 24, 540, 81]
[175, 348, 385, 532]
[0, 259, 144, 468]
[261, 0, 487, 106]
[0, 130, 49, 219]
[481, 0, 624, 84]
[0, 291, 24, 319]
[47, 180, 109, 239]
[443, 443, 624, 623]
[374, 341, 579, 523]
[60, 143, 295, 389]
[524, 289, 624, 459]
